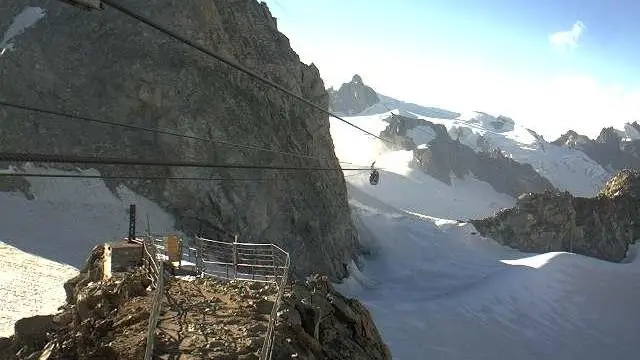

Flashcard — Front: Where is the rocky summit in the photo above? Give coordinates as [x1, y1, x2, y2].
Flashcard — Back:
[328, 74, 380, 116]
[0, 0, 359, 280]
[552, 124, 640, 172]
[471, 169, 640, 262]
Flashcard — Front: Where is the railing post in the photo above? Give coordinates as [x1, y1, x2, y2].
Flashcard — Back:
[197, 237, 203, 274]
[270, 245, 276, 281]
[232, 234, 238, 278]
[178, 238, 183, 269]
[128, 204, 136, 241]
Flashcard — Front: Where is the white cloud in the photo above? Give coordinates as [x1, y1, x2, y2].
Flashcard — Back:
[549, 21, 586, 52]
[492, 75, 640, 139]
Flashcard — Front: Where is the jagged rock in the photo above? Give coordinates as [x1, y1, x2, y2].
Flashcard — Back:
[1, 0, 359, 280]
[553, 127, 640, 171]
[0, 175, 34, 200]
[328, 75, 380, 115]
[471, 169, 640, 261]
[13, 315, 57, 352]
[272, 275, 391, 360]
[63, 245, 105, 304]
[1, 244, 156, 360]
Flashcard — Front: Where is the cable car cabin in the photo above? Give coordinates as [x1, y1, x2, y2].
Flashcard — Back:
[369, 169, 380, 185]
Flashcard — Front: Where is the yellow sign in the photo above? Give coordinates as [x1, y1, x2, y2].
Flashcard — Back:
[166, 235, 180, 263]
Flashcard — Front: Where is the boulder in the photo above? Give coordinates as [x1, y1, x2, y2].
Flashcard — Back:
[14, 315, 57, 351]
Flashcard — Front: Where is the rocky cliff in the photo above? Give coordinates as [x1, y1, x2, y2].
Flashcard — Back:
[328, 74, 380, 116]
[0, 0, 359, 279]
[471, 169, 640, 262]
[273, 275, 391, 360]
[381, 114, 555, 197]
[552, 125, 640, 172]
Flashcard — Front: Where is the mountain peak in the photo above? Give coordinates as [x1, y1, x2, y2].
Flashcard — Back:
[328, 74, 379, 116]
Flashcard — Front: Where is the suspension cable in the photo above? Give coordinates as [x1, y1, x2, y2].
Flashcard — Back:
[0, 172, 275, 182]
[0, 152, 373, 172]
[98, 0, 392, 144]
[0, 169, 371, 181]
[0, 100, 363, 166]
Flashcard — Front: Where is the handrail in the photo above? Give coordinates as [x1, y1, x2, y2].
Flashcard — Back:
[142, 237, 166, 360]
[195, 236, 290, 359]
[259, 255, 290, 360]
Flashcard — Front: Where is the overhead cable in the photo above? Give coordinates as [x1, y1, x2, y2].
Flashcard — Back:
[0, 100, 360, 166]
[99, 0, 392, 144]
[0, 152, 373, 172]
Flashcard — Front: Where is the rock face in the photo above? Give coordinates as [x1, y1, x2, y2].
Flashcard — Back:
[273, 275, 391, 360]
[552, 126, 640, 171]
[382, 114, 555, 197]
[328, 75, 380, 115]
[0, 175, 33, 200]
[471, 169, 640, 262]
[0, 0, 359, 280]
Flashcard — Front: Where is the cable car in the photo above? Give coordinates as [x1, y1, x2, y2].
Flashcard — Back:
[369, 161, 380, 186]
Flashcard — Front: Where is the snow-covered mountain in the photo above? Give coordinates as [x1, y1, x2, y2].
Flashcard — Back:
[553, 122, 640, 173]
[328, 95, 640, 359]
[3, 60, 640, 360]
[330, 75, 612, 198]
[329, 75, 460, 119]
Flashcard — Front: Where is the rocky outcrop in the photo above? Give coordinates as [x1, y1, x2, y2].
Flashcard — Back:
[273, 275, 391, 360]
[0, 246, 153, 360]
[471, 169, 640, 262]
[0, 246, 391, 360]
[552, 127, 640, 171]
[0, 174, 33, 200]
[378, 113, 428, 150]
[0, 0, 358, 280]
[415, 141, 555, 197]
[328, 75, 380, 115]
[381, 114, 555, 197]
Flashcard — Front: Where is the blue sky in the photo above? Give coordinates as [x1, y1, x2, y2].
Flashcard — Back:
[264, 0, 640, 139]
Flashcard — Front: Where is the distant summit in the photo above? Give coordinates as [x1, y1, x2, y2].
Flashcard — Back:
[552, 123, 640, 172]
[328, 74, 380, 116]
[328, 74, 459, 119]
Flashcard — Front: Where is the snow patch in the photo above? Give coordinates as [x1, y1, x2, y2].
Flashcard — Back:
[0, 6, 46, 56]
[0, 165, 181, 336]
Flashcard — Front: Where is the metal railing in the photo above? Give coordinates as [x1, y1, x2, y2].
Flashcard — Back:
[140, 235, 289, 360]
[196, 237, 289, 283]
[195, 237, 290, 360]
[141, 237, 166, 360]
[259, 247, 290, 360]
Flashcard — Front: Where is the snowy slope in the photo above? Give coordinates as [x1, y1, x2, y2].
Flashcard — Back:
[337, 193, 640, 360]
[340, 108, 611, 197]
[358, 93, 460, 119]
[0, 165, 180, 336]
[331, 110, 640, 360]
[331, 114, 516, 219]
[443, 111, 611, 197]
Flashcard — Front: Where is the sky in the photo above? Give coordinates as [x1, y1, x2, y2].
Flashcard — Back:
[264, 0, 640, 140]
